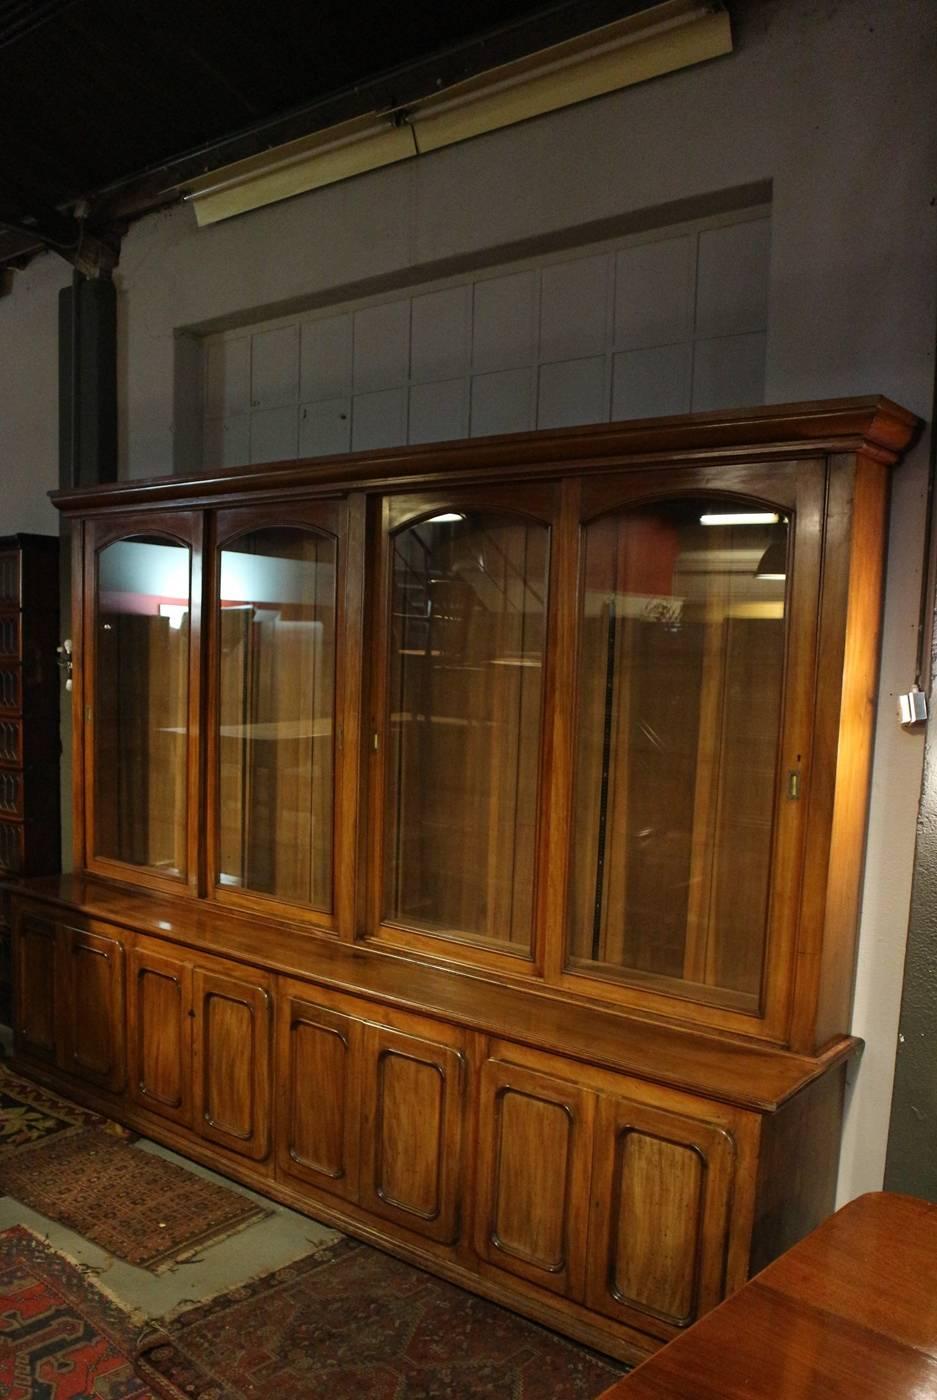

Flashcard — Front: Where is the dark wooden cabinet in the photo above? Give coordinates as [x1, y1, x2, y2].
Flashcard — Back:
[8, 399, 920, 1365]
[129, 936, 272, 1163]
[13, 913, 61, 1066]
[0, 533, 61, 1024]
[192, 960, 271, 1162]
[585, 1096, 735, 1338]
[62, 925, 126, 1093]
[476, 1058, 594, 1299]
[129, 938, 193, 1126]
[277, 986, 362, 1200]
[359, 1018, 465, 1245]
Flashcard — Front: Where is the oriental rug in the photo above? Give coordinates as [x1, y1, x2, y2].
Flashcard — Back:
[0, 1065, 119, 1157]
[0, 1129, 269, 1272]
[0, 1223, 160, 1399]
[136, 1235, 627, 1399]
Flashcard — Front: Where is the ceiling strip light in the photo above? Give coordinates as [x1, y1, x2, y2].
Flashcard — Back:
[185, 1, 731, 228]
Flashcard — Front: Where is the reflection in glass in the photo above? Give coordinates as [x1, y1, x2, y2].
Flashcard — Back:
[569, 501, 788, 1008]
[95, 536, 190, 874]
[384, 513, 547, 951]
[217, 528, 336, 908]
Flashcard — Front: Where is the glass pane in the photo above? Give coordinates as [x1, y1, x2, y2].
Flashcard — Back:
[95, 536, 190, 874]
[569, 500, 788, 1008]
[384, 512, 547, 951]
[217, 527, 336, 909]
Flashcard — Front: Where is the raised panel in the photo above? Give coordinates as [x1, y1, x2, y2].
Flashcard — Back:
[129, 944, 192, 1126]
[587, 1096, 736, 1338]
[14, 914, 60, 1065]
[476, 1060, 594, 1298]
[276, 998, 361, 1200]
[64, 927, 126, 1093]
[361, 1024, 464, 1244]
[193, 966, 271, 1162]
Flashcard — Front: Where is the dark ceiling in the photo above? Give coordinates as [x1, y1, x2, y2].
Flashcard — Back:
[0, 0, 650, 270]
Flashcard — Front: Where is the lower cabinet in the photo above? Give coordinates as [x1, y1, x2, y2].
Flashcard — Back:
[128, 934, 272, 1163]
[475, 1058, 594, 1298]
[13, 908, 758, 1363]
[585, 1094, 735, 1339]
[276, 978, 466, 1246]
[475, 1049, 739, 1339]
[62, 925, 126, 1093]
[14, 912, 61, 1067]
[14, 911, 125, 1094]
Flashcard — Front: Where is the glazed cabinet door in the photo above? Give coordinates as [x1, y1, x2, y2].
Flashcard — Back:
[62, 925, 126, 1093]
[475, 1059, 594, 1299]
[586, 1095, 736, 1339]
[360, 1019, 465, 1244]
[276, 987, 361, 1201]
[192, 962, 272, 1162]
[128, 939, 193, 1128]
[13, 911, 62, 1067]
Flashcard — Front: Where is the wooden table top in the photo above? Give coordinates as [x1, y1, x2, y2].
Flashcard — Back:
[600, 1192, 937, 1398]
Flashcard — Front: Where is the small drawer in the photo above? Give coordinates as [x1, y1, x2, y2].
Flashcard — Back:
[0, 665, 21, 714]
[0, 770, 23, 818]
[0, 819, 24, 875]
[0, 613, 20, 661]
[0, 719, 23, 767]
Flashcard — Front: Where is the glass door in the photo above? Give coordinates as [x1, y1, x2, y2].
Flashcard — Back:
[563, 465, 823, 1036]
[369, 487, 557, 970]
[83, 512, 202, 892]
[207, 500, 356, 929]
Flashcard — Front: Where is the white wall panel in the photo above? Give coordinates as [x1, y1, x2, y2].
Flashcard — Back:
[695, 218, 771, 339]
[692, 332, 767, 412]
[409, 379, 468, 444]
[353, 300, 410, 392]
[472, 271, 537, 373]
[471, 368, 533, 436]
[538, 357, 608, 429]
[411, 285, 471, 383]
[540, 255, 609, 362]
[249, 405, 298, 463]
[612, 344, 692, 420]
[299, 398, 351, 457]
[300, 315, 352, 401]
[614, 237, 693, 350]
[352, 387, 407, 450]
[205, 335, 250, 417]
[251, 325, 299, 409]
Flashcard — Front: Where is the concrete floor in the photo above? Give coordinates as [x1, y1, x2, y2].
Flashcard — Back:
[0, 1038, 341, 1322]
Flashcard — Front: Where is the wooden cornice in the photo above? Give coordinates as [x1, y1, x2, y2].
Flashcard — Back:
[51, 396, 920, 516]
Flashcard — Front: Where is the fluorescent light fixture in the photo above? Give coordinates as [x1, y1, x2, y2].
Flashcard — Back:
[185, 2, 732, 227]
[427, 513, 466, 524]
[700, 512, 780, 526]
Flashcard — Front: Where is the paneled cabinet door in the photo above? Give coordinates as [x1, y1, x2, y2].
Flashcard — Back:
[475, 1060, 594, 1299]
[586, 1095, 736, 1338]
[276, 994, 361, 1201]
[128, 942, 193, 1128]
[192, 965, 272, 1162]
[360, 1022, 465, 1244]
[62, 926, 126, 1093]
[13, 913, 61, 1067]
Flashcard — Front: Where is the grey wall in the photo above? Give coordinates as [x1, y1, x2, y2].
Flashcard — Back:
[1, 0, 935, 1201]
[0, 256, 70, 534]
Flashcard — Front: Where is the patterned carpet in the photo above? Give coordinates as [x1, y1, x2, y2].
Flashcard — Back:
[0, 1223, 159, 1399]
[0, 1127, 269, 1272]
[0, 1065, 116, 1157]
[136, 1236, 627, 1399]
